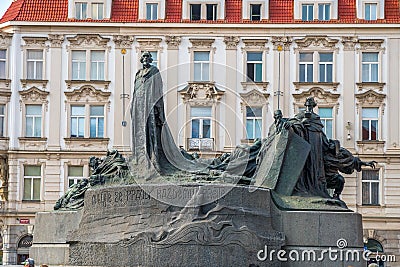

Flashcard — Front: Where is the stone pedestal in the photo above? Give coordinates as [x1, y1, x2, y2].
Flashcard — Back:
[31, 184, 365, 267]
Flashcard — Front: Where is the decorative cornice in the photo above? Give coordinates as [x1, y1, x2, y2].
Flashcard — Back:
[189, 38, 215, 50]
[136, 38, 162, 51]
[341, 36, 358, 51]
[22, 37, 48, 49]
[67, 34, 110, 49]
[241, 39, 268, 52]
[165, 36, 181, 50]
[19, 87, 49, 111]
[293, 87, 340, 106]
[271, 36, 293, 51]
[65, 85, 111, 103]
[48, 34, 64, 48]
[223, 36, 240, 50]
[355, 89, 386, 106]
[357, 39, 385, 52]
[0, 33, 13, 49]
[113, 35, 135, 49]
[294, 36, 339, 51]
[180, 82, 224, 105]
[239, 89, 270, 107]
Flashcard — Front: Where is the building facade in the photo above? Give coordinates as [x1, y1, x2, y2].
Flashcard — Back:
[0, 0, 399, 265]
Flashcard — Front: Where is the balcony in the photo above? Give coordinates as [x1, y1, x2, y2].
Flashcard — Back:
[187, 138, 214, 151]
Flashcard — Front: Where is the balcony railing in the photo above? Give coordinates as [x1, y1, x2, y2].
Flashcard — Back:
[187, 138, 214, 151]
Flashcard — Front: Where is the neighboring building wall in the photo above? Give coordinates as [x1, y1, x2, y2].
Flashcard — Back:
[0, 2, 399, 264]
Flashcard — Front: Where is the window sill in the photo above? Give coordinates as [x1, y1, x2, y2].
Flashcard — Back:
[241, 81, 269, 91]
[22, 200, 41, 202]
[293, 82, 339, 90]
[19, 137, 47, 141]
[356, 82, 385, 91]
[356, 140, 385, 154]
[65, 80, 111, 90]
[20, 79, 49, 89]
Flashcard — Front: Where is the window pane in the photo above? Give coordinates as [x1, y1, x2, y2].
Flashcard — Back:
[202, 119, 211, 138]
[0, 117, 4, 137]
[27, 62, 35, 79]
[71, 118, 77, 137]
[190, 4, 201, 20]
[203, 63, 209, 81]
[206, 4, 217, 20]
[326, 64, 332, 82]
[246, 120, 254, 139]
[255, 63, 262, 82]
[247, 52, 262, 61]
[299, 65, 305, 82]
[26, 105, 41, 115]
[78, 117, 85, 137]
[255, 119, 262, 139]
[90, 106, 104, 116]
[371, 120, 377, 140]
[247, 63, 254, 81]
[319, 107, 332, 118]
[300, 53, 313, 62]
[27, 50, 43, 60]
[370, 182, 379, 204]
[23, 178, 31, 199]
[194, 52, 209, 61]
[0, 49, 6, 59]
[25, 166, 41, 176]
[371, 64, 378, 82]
[194, 63, 201, 81]
[320, 53, 333, 62]
[250, 4, 261, 20]
[362, 108, 378, 118]
[306, 64, 313, 82]
[247, 107, 262, 117]
[91, 51, 104, 61]
[34, 117, 41, 137]
[191, 119, 200, 138]
[325, 120, 333, 139]
[0, 61, 5, 79]
[69, 166, 83, 176]
[98, 118, 104, 137]
[72, 106, 85, 116]
[90, 118, 97, 137]
[26, 117, 33, 136]
[72, 51, 86, 60]
[362, 64, 369, 82]
[363, 170, 379, 180]
[362, 52, 378, 62]
[362, 182, 370, 204]
[362, 120, 370, 140]
[191, 107, 212, 117]
[33, 178, 41, 200]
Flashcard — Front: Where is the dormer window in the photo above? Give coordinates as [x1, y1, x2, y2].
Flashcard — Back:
[92, 3, 104, 20]
[357, 0, 384, 20]
[183, 0, 224, 20]
[146, 3, 158, 20]
[190, 4, 201, 20]
[243, 1, 268, 20]
[302, 4, 313, 21]
[318, 3, 330, 20]
[250, 4, 261, 21]
[365, 3, 377, 20]
[295, 0, 337, 21]
[75, 2, 88, 19]
[206, 4, 218, 20]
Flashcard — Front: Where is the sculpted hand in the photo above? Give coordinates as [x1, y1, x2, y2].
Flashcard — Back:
[363, 160, 377, 169]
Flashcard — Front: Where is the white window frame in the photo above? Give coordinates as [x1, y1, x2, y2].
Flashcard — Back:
[190, 107, 212, 139]
[357, 0, 384, 20]
[297, 50, 336, 83]
[318, 3, 331, 20]
[70, 50, 106, 81]
[246, 51, 263, 82]
[67, 165, 84, 187]
[0, 104, 6, 137]
[206, 3, 218, 20]
[139, 0, 165, 20]
[245, 106, 263, 140]
[242, 0, 268, 20]
[75, 2, 88, 19]
[69, 104, 106, 138]
[25, 104, 43, 138]
[318, 106, 334, 139]
[361, 107, 379, 141]
[23, 165, 42, 201]
[89, 105, 105, 138]
[361, 52, 379, 82]
[361, 169, 380, 206]
[193, 51, 211, 82]
[0, 49, 6, 79]
[70, 105, 85, 138]
[146, 3, 158, 20]
[299, 52, 314, 82]
[182, 0, 224, 20]
[26, 49, 44, 80]
[294, 0, 337, 20]
[92, 2, 104, 20]
[301, 3, 314, 21]
[318, 52, 333, 82]
[71, 0, 110, 20]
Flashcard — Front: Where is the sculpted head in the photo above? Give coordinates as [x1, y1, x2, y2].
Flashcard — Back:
[273, 109, 283, 120]
[140, 51, 153, 68]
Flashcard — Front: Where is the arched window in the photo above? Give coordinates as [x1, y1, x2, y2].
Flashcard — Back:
[364, 238, 384, 267]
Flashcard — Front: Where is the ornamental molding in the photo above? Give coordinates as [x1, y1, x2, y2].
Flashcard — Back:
[64, 85, 111, 103]
[180, 82, 224, 105]
[355, 89, 386, 107]
[19, 87, 49, 111]
[189, 38, 215, 50]
[67, 34, 110, 49]
[113, 35, 135, 49]
[0, 33, 13, 49]
[294, 36, 339, 51]
[21, 36, 48, 49]
[165, 36, 181, 50]
[357, 39, 385, 52]
[136, 38, 162, 51]
[341, 36, 358, 51]
[271, 36, 293, 51]
[223, 36, 240, 50]
[241, 39, 269, 52]
[48, 34, 65, 48]
[239, 89, 270, 108]
[292, 87, 340, 113]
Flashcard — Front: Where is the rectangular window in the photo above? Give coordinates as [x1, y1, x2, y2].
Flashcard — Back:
[319, 53, 333, 82]
[302, 4, 314, 21]
[25, 105, 42, 137]
[362, 107, 378, 140]
[318, 3, 330, 20]
[0, 49, 6, 79]
[250, 4, 261, 21]
[362, 52, 379, 82]
[206, 4, 217, 20]
[365, 3, 377, 20]
[191, 107, 211, 138]
[92, 3, 104, 20]
[362, 169, 379, 205]
[90, 106, 104, 138]
[149, 51, 158, 67]
[194, 51, 210, 81]
[190, 4, 201, 20]
[246, 52, 263, 82]
[71, 106, 85, 137]
[246, 107, 262, 139]
[27, 50, 43, 80]
[75, 2, 88, 19]
[319, 107, 333, 139]
[90, 51, 105, 80]
[68, 166, 84, 187]
[299, 52, 313, 82]
[146, 3, 158, 20]
[23, 165, 41, 200]
[72, 51, 86, 80]
[0, 105, 5, 137]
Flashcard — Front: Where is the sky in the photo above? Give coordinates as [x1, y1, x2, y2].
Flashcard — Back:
[0, 0, 12, 19]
